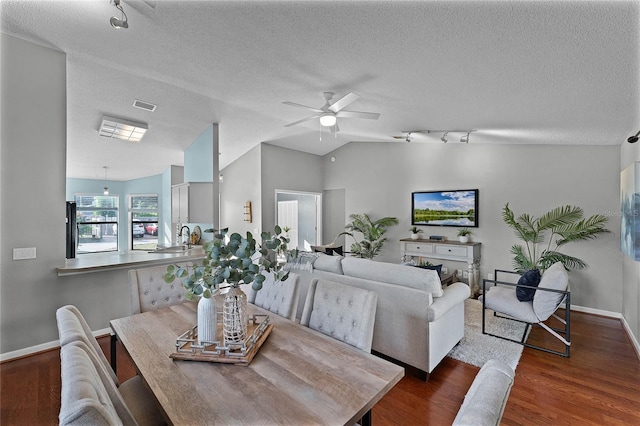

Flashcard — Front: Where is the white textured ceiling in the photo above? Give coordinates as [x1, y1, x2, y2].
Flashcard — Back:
[2, 0, 639, 181]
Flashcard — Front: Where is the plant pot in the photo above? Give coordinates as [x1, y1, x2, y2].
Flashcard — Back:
[411, 233, 420, 240]
[222, 286, 248, 347]
[197, 293, 217, 345]
[459, 236, 469, 244]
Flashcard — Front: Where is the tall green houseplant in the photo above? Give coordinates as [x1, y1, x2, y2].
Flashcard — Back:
[502, 203, 609, 273]
[341, 213, 399, 259]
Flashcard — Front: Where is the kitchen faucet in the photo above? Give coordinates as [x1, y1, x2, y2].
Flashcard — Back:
[178, 225, 191, 248]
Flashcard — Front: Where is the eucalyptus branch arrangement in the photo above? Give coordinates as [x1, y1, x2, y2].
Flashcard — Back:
[164, 226, 298, 300]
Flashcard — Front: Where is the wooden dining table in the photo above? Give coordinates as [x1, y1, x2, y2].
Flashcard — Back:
[110, 299, 404, 425]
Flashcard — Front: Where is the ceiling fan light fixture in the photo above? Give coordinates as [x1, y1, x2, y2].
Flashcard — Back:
[319, 112, 337, 127]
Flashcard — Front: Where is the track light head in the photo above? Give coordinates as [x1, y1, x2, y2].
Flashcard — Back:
[441, 132, 448, 143]
[628, 130, 640, 143]
[460, 132, 470, 143]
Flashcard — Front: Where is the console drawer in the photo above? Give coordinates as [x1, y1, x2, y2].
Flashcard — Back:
[435, 244, 469, 257]
[405, 243, 433, 255]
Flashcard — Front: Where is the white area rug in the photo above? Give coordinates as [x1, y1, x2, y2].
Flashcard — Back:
[447, 298, 527, 370]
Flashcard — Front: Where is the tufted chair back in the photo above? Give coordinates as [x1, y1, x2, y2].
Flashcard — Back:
[129, 263, 192, 315]
[56, 305, 119, 386]
[301, 278, 378, 353]
[247, 272, 300, 321]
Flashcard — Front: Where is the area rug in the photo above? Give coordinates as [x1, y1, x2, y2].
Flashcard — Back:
[447, 298, 527, 370]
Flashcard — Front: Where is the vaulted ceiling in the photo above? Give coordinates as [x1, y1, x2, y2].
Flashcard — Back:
[2, 0, 638, 181]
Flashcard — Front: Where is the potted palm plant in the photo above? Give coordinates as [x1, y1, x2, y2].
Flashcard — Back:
[340, 213, 399, 259]
[502, 203, 609, 273]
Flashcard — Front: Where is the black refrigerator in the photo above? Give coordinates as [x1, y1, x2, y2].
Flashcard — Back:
[66, 201, 77, 259]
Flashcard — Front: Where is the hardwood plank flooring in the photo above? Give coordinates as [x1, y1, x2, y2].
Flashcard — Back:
[1, 310, 638, 425]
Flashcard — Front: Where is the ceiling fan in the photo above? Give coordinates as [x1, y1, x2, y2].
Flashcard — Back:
[283, 92, 380, 131]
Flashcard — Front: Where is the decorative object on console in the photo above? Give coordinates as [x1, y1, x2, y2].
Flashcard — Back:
[457, 227, 472, 243]
[164, 226, 297, 345]
[502, 203, 609, 273]
[340, 213, 399, 259]
[414, 259, 442, 277]
[409, 226, 423, 240]
[412, 189, 478, 227]
[243, 201, 252, 223]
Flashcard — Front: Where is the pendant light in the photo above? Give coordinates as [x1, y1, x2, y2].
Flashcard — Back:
[103, 166, 110, 195]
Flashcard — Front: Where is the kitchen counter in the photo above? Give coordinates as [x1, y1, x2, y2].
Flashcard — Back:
[57, 246, 206, 276]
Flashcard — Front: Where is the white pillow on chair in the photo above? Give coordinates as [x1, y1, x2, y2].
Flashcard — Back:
[533, 262, 569, 321]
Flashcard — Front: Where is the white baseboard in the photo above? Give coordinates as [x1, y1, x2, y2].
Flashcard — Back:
[571, 304, 621, 318]
[0, 327, 112, 363]
[621, 316, 640, 360]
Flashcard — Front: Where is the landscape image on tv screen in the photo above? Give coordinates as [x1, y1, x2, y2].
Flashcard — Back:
[412, 190, 478, 227]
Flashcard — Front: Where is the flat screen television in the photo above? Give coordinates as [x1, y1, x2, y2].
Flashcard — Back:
[411, 189, 478, 227]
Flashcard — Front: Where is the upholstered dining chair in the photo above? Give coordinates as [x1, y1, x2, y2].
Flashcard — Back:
[246, 271, 300, 321]
[56, 306, 165, 425]
[59, 340, 165, 426]
[301, 278, 378, 353]
[481, 261, 571, 357]
[129, 263, 193, 315]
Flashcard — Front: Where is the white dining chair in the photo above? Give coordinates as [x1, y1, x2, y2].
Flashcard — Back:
[129, 263, 192, 315]
[59, 340, 165, 426]
[301, 278, 378, 353]
[247, 271, 300, 321]
[56, 305, 164, 425]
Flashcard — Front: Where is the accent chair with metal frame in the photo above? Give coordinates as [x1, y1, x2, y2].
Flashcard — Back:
[481, 261, 571, 357]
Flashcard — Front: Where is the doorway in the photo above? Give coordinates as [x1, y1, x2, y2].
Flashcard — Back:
[275, 190, 321, 251]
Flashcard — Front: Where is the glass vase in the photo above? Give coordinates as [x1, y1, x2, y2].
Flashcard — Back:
[222, 286, 248, 347]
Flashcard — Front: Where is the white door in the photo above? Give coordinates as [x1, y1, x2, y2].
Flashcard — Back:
[277, 200, 299, 249]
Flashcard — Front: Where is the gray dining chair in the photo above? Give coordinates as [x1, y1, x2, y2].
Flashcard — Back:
[301, 278, 378, 353]
[59, 340, 165, 426]
[129, 263, 193, 315]
[56, 305, 164, 425]
[246, 271, 300, 321]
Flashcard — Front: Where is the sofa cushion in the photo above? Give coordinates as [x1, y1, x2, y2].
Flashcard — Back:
[533, 262, 569, 321]
[313, 253, 344, 275]
[341, 257, 444, 298]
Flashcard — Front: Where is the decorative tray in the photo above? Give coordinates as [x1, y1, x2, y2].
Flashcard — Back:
[170, 313, 272, 366]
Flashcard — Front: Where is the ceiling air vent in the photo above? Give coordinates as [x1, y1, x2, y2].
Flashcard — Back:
[132, 99, 157, 112]
[99, 116, 148, 143]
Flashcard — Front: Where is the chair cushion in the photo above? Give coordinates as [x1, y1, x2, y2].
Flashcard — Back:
[533, 262, 569, 321]
[483, 286, 539, 324]
[515, 269, 541, 302]
[118, 376, 166, 426]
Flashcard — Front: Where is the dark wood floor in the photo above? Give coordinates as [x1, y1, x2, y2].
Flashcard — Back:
[1, 310, 639, 425]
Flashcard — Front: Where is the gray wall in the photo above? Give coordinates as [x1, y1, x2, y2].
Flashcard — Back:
[323, 142, 623, 313]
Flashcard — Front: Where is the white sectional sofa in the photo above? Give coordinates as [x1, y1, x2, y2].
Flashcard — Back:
[289, 253, 470, 379]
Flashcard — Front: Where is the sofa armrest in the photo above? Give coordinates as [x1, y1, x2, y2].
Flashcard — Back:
[428, 282, 470, 322]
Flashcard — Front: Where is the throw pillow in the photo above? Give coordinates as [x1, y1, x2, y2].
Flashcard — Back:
[515, 269, 541, 302]
[415, 264, 442, 277]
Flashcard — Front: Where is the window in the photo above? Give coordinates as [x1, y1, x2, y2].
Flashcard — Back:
[75, 194, 119, 254]
[130, 194, 159, 250]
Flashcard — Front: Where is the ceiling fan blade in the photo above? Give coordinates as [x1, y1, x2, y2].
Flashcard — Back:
[284, 115, 320, 127]
[328, 92, 359, 113]
[336, 110, 380, 120]
[282, 101, 323, 113]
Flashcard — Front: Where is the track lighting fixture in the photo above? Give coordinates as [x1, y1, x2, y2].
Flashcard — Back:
[628, 130, 639, 144]
[110, 0, 128, 29]
[441, 132, 448, 143]
[460, 132, 470, 143]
